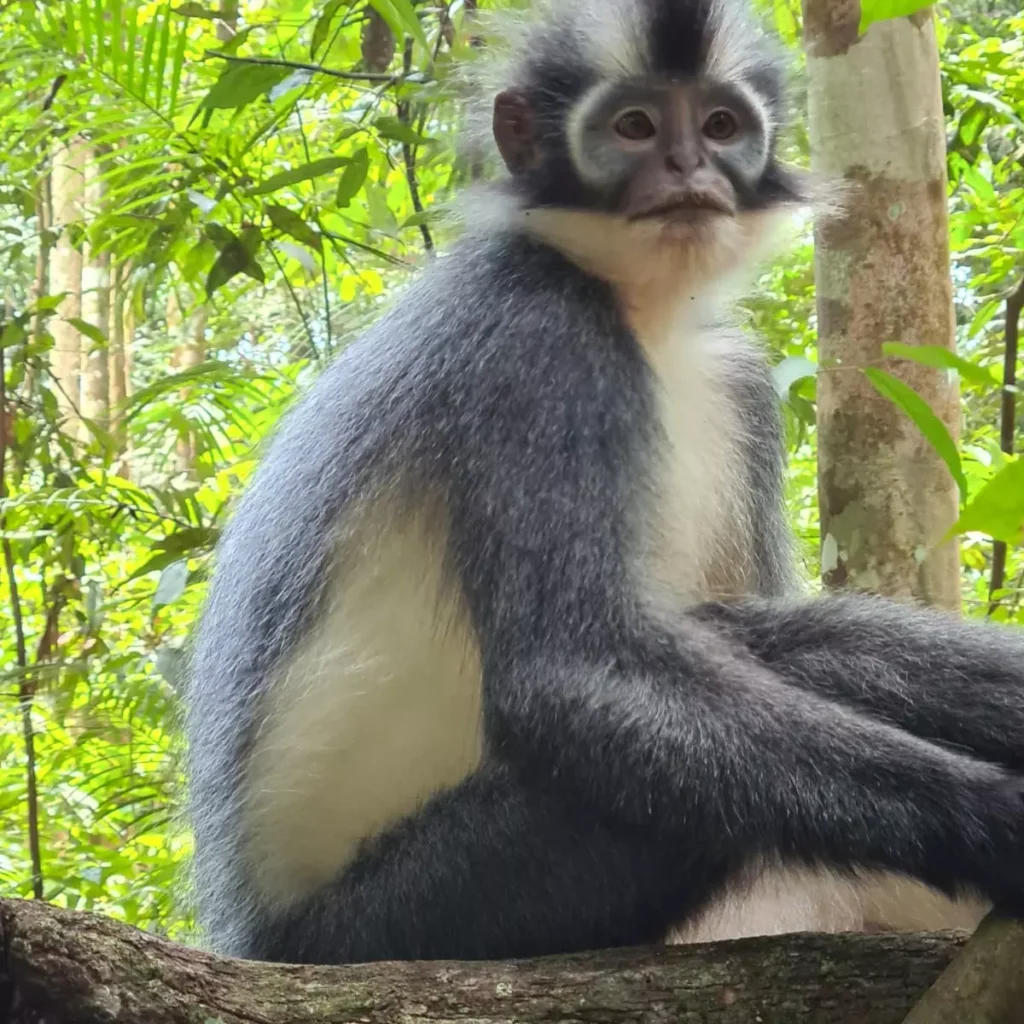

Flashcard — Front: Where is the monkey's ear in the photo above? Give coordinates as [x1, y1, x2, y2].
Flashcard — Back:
[493, 89, 539, 174]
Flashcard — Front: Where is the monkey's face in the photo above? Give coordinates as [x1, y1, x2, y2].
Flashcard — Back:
[493, 73, 803, 248]
[567, 79, 768, 226]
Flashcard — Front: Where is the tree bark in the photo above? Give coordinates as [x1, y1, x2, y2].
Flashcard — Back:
[901, 915, 1024, 1024]
[49, 137, 87, 436]
[804, 2, 961, 611]
[80, 145, 110, 439]
[0, 898, 978, 1024]
[168, 291, 206, 477]
[24, 172, 52, 399]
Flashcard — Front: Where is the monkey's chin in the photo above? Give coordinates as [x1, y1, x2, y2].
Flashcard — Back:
[653, 208, 730, 245]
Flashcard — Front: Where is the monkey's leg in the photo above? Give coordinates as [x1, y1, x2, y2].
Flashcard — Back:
[486, 635, 1024, 919]
[242, 765, 729, 965]
[692, 595, 1024, 771]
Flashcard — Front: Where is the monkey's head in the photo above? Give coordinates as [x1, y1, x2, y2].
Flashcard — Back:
[476, 0, 811, 290]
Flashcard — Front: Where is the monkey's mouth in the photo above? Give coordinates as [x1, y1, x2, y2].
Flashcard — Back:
[629, 193, 736, 222]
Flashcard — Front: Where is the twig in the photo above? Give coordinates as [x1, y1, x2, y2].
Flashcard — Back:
[987, 271, 1024, 614]
[267, 246, 321, 364]
[397, 38, 435, 254]
[0, 334, 43, 900]
[203, 50, 414, 84]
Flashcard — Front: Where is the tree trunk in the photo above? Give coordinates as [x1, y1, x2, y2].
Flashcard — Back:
[168, 291, 206, 478]
[49, 137, 86, 436]
[0, 898, 977, 1024]
[24, 173, 52, 399]
[804, 2, 961, 611]
[79, 146, 110, 439]
[108, 265, 131, 477]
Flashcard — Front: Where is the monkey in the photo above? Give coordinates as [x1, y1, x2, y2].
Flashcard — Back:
[186, 0, 1024, 965]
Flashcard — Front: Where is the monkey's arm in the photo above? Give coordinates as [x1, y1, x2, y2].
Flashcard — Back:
[486, 626, 1024, 917]
[692, 596, 1024, 771]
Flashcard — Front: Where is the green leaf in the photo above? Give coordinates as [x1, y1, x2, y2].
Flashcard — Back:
[152, 560, 188, 609]
[201, 62, 291, 111]
[368, 0, 429, 58]
[79, 0, 94, 60]
[251, 156, 349, 195]
[67, 317, 108, 347]
[109, 0, 123, 81]
[266, 204, 323, 255]
[967, 299, 1001, 340]
[139, 5, 159, 100]
[953, 459, 1024, 545]
[863, 367, 967, 500]
[374, 116, 431, 147]
[335, 148, 369, 207]
[151, 526, 219, 555]
[0, 321, 27, 349]
[880, 342, 996, 387]
[124, 1, 138, 90]
[205, 227, 265, 296]
[311, 0, 346, 59]
[153, 5, 172, 110]
[94, 0, 105, 65]
[859, 0, 933, 34]
[772, 355, 817, 398]
[168, 11, 189, 115]
[125, 549, 187, 582]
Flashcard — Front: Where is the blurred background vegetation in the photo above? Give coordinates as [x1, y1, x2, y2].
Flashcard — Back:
[0, 0, 1021, 943]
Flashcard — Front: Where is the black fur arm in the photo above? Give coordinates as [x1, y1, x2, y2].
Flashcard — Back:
[692, 596, 1024, 772]
[484, 621, 1024, 917]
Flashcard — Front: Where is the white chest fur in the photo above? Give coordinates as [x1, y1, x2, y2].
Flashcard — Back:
[637, 325, 757, 608]
[243, 512, 483, 907]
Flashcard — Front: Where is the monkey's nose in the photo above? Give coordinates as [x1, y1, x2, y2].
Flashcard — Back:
[664, 145, 702, 177]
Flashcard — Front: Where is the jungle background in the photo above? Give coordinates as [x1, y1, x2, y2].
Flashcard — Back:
[0, 0, 1021, 948]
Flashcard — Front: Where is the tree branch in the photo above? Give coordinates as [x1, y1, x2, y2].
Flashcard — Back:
[0, 342, 43, 901]
[397, 37, 435, 254]
[988, 271, 1024, 612]
[901, 914, 1024, 1024]
[202, 51, 415, 84]
[0, 898, 977, 1024]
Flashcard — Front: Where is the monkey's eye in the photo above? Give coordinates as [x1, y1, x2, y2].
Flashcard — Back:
[703, 109, 739, 142]
[614, 109, 657, 141]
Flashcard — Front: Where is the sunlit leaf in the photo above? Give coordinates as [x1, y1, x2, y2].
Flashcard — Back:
[335, 148, 369, 207]
[374, 116, 431, 146]
[251, 156, 349, 195]
[953, 459, 1024, 545]
[201, 62, 290, 111]
[859, 0, 933, 34]
[311, 0, 346, 59]
[266, 204, 323, 255]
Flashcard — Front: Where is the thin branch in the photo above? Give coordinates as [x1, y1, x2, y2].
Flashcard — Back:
[203, 50, 415, 84]
[267, 246, 321, 364]
[0, 333, 43, 900]
[291, 97, 333, 359]
[987, 270, 1024, 614]
[397, 39, 435, 254]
